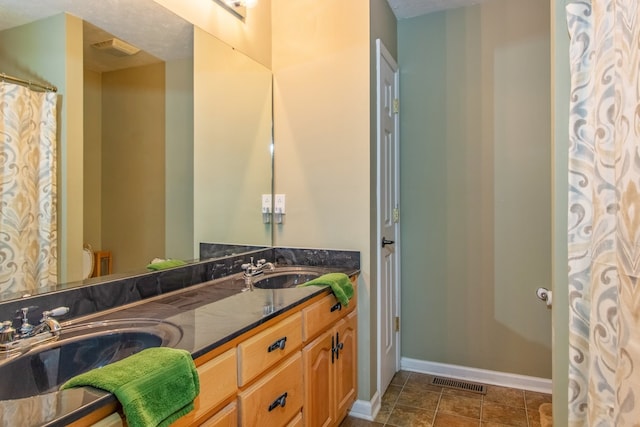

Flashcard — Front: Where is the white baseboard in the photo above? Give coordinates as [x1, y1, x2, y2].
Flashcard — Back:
[401, 357, 552, 394]
[348, 391, 381, 421]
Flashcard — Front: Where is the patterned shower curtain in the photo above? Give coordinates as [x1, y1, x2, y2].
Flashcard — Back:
[567, 0, 640, 425]
[0, 81, 57, 296]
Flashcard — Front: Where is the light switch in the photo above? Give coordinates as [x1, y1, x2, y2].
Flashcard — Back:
[262, 194, 272, 213]
[274, 194, 286, 214]
[262, 194, 272, 224]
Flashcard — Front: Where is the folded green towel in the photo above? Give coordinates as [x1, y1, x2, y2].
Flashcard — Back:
[61, 347, 199, 427]
[297, 272, 354, 306]
[146, 259, 187, 271]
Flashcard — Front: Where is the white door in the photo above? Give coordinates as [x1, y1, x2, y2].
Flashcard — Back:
[376, 39, 400, 396]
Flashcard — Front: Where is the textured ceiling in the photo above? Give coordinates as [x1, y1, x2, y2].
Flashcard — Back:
[386, 0, 489, 19]
[0, 0, 485, 68]
[0, 0, 192, 63]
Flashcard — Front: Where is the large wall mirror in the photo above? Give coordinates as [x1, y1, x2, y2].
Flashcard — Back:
[0, 0, 273, 301]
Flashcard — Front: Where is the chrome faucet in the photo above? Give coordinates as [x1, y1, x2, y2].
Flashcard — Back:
[241, 258, 275, 291]
[0, 306, 69, 353]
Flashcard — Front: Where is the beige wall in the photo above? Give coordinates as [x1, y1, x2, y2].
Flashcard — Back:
[272, 0, 373, 398]
[84, 69, 102, 250]
[0, 14, 84, 284]
[398, 0, 552, 378]
[193, 27, 272, 252]
[165, 58, 195, 260]
[101, 63, 166, 272]
[152, 0, 271, 68]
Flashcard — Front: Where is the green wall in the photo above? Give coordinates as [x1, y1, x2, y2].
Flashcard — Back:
[398, 0, 552, 378]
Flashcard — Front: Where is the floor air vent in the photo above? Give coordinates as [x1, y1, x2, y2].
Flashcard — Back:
[430, 377, 487, 394]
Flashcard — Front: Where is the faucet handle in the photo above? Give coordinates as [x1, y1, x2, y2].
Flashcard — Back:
[41, 307, 69, 321]
[19, 307, 33, 335]
[0, 321, 15, 344]
[256, 259, 267, 266]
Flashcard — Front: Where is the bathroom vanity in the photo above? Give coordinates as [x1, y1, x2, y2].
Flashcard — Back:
[71, 273, 358, 427]
[0, 249, 360, 427]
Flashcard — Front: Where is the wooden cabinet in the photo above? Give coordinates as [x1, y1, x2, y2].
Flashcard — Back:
[200, 402, 237, 427]
[334, 311, 357, 422]
[173, 349, 237, 426]
[302, 310, 357, 427]
[78, 275, 358, 427]
[237, 312, 302, 386]
[302, 330, 335, 427]
[238, 352, 304, 426]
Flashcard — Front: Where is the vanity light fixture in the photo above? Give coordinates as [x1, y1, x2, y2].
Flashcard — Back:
[213, 0, 257, 20]
[225, 0, 257, 7]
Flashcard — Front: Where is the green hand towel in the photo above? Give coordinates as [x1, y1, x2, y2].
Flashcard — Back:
[297, 272, 354, 306]
[146, 259, 187, 271]
[61, 347, 199, 427]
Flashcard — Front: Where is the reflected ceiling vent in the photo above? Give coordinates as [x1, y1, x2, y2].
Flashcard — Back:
[91, 38, 140, 56]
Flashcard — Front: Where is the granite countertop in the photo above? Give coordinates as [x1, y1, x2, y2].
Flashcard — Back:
[1, 266, 357, 427]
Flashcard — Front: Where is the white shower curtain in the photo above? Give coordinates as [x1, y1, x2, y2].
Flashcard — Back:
[0, 81, 57, 296]
[567, 0, 640, 425]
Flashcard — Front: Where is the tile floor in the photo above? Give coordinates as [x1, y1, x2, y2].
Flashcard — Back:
[340, 371, 552, 427]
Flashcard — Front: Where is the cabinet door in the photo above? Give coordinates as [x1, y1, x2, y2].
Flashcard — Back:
[334, 310, 357, 422]
[302, 330, 334, 427]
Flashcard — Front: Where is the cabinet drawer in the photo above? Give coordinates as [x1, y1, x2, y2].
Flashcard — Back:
[286, 412, 303, 427]
[199, 401, 237, 427]
[237, 312, 302, 386]
[302, 286, 356, 342]
[238, 352, 303, 427]
[172, 349, 237, 426]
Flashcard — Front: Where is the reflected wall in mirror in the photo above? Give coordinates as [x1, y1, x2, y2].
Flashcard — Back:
[0, 0, 274, 301]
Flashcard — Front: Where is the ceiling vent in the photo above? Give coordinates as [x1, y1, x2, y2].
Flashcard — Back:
[91, 38, 140, 56]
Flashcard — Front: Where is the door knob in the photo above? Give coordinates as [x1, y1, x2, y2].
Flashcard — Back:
[382, 237, 395, 247]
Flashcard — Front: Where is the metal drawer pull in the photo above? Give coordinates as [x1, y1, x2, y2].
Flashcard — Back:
[333, 332, 344, 360]
[330, 302, 342, 312]
[268, 392, 288, 411]
[267, 337, 287, 352]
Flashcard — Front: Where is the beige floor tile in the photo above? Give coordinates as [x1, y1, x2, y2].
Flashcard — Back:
[484, 385, 526, 408]
[404, 373, 443, 393]
[434, 412, 480, 427]
[438, 394, 482, 419]
[481, 401, 528, 427]
[382, 385, 403, 405]
[391, 370, 411, 386]
[386, 404, 435, 427]
[339, 416, 384, 426]
[396, 388, 440, 411]
[441, 387, 485, 400]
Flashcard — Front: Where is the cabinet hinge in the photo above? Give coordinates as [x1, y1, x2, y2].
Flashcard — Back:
[393, 208, 400, 223]
[393, 99, 399, 114]
[395, 316, 400, 332]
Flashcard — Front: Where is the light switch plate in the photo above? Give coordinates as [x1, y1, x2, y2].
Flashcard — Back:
[274, 194, 286, 214]
[262, 194, 272, 212]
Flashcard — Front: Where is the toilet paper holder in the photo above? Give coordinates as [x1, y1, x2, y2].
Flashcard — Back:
[536, 287, 552, 308]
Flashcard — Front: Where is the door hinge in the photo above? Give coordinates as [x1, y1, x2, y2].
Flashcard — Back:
[393, 208, 400, 223]
[395, 316, 400, 332]
[393, 98, 399, 114]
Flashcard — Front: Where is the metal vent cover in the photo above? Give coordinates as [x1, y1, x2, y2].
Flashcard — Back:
[430, 376, 487, 394]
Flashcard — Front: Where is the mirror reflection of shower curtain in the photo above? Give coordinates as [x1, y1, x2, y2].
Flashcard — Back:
[0, 81, 57, 296]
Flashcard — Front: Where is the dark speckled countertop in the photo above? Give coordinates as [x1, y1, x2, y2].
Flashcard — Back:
[3, 266, 357, 427]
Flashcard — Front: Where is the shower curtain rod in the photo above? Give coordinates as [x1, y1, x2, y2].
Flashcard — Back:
[1, 72, 57, 93]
